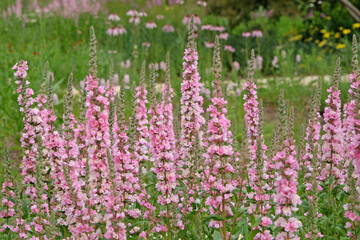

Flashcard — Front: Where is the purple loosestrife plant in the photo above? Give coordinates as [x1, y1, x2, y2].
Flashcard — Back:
[346, 80, 360, 238]
[148, 62, 179, 237]
[178, 17, 206, 223]
[301, 82, 323, 239]
[0, 146, 16, 234]
[243, 50, 272, 239]
[343, 36, 359, 173]
[273, 107, 302, 239]
[267, 90, 288, 187]
[54, 73, 79, 231]
[30, 142, 52, 239]
[13, 60, 56, 239]
[320, 57, 345, 192]
[130, 62, 155, 238]
[134, 61, 151, 185]
[343, 35, 360, 239]
[344, 35, 360, 185]
[13, 60, 39, 198]
[202, 36, 237, 240]
[84, 27, 113, 237]
[180, 15, 205, 176]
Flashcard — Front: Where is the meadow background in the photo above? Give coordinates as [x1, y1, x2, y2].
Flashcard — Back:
[0, 0, 358, 175]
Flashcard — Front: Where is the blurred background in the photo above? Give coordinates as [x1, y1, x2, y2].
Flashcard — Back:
[0, 0, 359, 160]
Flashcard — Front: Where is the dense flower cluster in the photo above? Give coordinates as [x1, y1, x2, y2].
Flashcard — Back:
[243, 51, 273, 239]
[320, 58, 345, 184]
[273, 109, 302, 239]
[2, 26, 360, 240]
[180, 18, 205, 194]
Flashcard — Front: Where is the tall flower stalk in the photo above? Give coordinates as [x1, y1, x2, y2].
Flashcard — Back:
[202, 36, 237, 240]
[149, 61, 179, 238]
[343, 35, 360, 239]
[84, 27, 112, 237]
[320, 57, 345, 194]
[180, 15, 205, 181]
[0, 145, 16, 233]
[243, 50, 272, 239]
[13, 60, 39, 198]
[273, 107, 302, 239]
[302, 81, 323, 239]
[134, 61, 150, 185]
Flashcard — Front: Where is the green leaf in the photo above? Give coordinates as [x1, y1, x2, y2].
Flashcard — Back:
[213, 230, 222, 240]
[203, 214, 224, 222]
[129, 220, 150, 230]
[249, 229, 260, 239]
[251, 217, 261, 229]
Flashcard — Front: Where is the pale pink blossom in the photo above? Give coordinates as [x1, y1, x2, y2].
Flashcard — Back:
[210, 26, 225, 32]
[139, 10, 147, 17]
[108, 13, 120, 21]
[162, 24, 175, 33]
[156, 14, 164, 20]
[183, 14, 201, 25]
[272, 56, 279, 68]
[120, 60, 131, 69]
[242, 32, 251, 38]
[201, 24, 213, 31]
[116, 25, 127, 35]
[205, 41, 215, 48]
[129, 15, 140, 25]
[219, 32, 229, 40]
[197, 1, 207, 7]
[182, 14, 191, 25]
[127, 9, 139, 16]
[142, 42, 151, 48]
[252, 30, 263, 37]
[145, 21, 157, 29]
[224, 45, 235, 52]
[233, 61, 240, 70]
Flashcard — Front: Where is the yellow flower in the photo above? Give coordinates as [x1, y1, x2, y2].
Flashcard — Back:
[305, 37, 313, 42]
[353, 23, 360, 29]
[318, 40, 327, 47]
[326, 16, 331, 20]
[315, 39, 320, 43]
[334, 32, 341, 38]
[336, 43, 346, 49]
[339, 27, 344, 30]
[289, 34, 303, 42]
[323, 32, 330, 38]
[343, 29, 351, 34]
[329, 42, 333, 46]
[320, 29, 327, 34]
